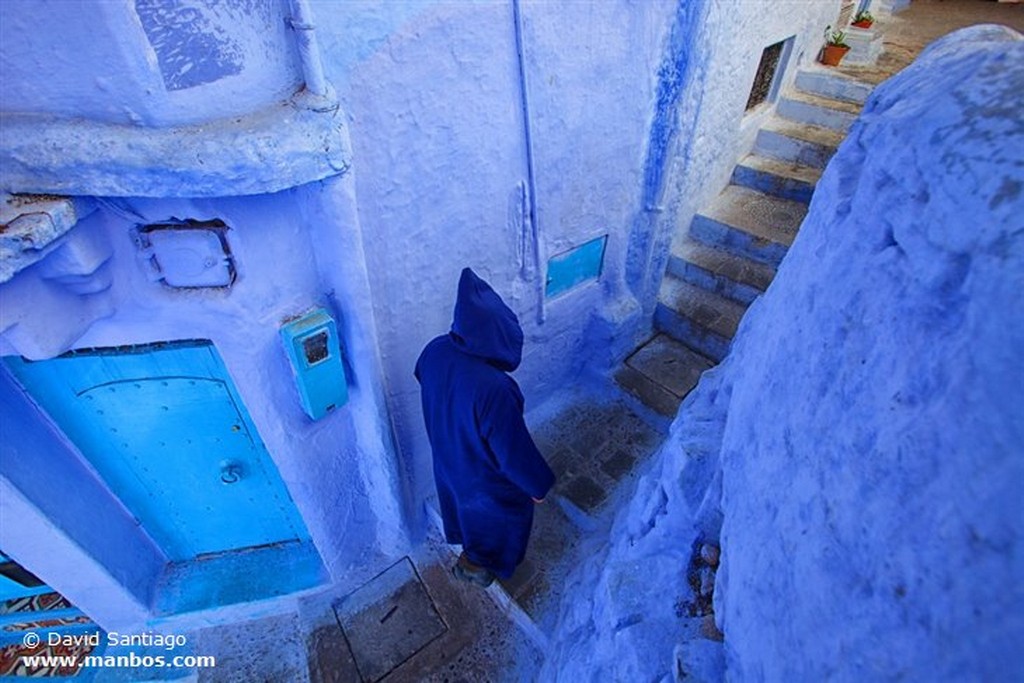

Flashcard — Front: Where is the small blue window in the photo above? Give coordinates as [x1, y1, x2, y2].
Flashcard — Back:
[302, 331, 330, 366]
[545, 235, 608, 298]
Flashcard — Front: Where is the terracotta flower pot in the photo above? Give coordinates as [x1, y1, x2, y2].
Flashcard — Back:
[820, 44, 850, 66]
[852, 19, 873, 28]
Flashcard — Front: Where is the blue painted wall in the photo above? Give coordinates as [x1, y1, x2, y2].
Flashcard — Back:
[624, 0, 710, 301]
[0, 0, 301, 126]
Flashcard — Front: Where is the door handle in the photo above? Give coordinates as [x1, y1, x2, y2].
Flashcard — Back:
[220, 461, 244, 484]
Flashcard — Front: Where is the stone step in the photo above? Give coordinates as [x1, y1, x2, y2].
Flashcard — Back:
[614, 363, 681, 418]
[794, 68, 873, 105]
[777, 89, 860, 133]
[615, 334, 714, 418]
[754, 118, 844, 169]
[666, 239, 775, 306]
[655, 274, 747, 362]
[731, 154, 821, 203]
[842, 25, 885, 67]
[688, 184, 807, 267]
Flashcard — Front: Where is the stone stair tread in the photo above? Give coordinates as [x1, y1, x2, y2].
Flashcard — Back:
[780, 89, 863, 115]
[735, 154, 822, 188]
[831, 58, 898, 87]
[613, 364, 681, 418]
[759, 117, 846, 149]
[673, 239, 776, 292]
[658, 274, 746, 340]
[797, 65, 877, 94]
[700, 185, 807, 248]
[624, 334, 714, 399]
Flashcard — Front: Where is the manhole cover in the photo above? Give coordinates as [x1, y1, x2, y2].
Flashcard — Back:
[334, 557, 447, 682]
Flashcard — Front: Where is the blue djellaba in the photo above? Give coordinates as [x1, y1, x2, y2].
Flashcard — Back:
[415, 268, 555, 584]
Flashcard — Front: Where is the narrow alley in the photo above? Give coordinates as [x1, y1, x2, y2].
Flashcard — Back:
[1, 1, 1020, 681]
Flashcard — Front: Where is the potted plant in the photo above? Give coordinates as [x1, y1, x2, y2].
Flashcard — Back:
[820, 26, 850, 66]
[852, 10, 874, 29]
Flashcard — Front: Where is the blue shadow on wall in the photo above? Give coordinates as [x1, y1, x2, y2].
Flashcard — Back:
[134, 0, 244, 91]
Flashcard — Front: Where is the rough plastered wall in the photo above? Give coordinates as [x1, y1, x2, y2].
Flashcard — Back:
[516, 1, 674, 369]
[0, 0, 302, 126]
[543, 25, 1024, 682]
[0, 180, 407, 627]
[311, 0, 678, 514]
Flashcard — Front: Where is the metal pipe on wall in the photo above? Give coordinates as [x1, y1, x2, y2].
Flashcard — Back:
[287, 0, 329, 98]
[512, 0, 547, 324]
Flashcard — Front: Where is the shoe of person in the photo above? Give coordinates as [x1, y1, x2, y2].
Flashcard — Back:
[451, 553, 495, 587]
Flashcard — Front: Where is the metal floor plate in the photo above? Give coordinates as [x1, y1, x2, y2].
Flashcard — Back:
[334, 557, 447, 682]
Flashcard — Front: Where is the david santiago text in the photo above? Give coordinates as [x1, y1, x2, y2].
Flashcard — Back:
[47, 631, 188, 650]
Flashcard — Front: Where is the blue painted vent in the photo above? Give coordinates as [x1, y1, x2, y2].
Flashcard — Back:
[546, 235, 608, 298]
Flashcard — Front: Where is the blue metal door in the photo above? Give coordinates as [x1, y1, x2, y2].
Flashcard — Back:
[3, 341, 309, 562]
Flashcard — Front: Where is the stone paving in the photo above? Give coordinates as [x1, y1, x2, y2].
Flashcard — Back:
[498, 393, 668, 631]
[189, 528, 545, 683]
[177, 388, 667, 683]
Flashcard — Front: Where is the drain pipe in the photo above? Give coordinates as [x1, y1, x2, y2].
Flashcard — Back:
[512, 0, 546, 324]
[287, 0, 330, 99]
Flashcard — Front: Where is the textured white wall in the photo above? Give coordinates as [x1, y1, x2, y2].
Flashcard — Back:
[0, 0, 302, 126]
[313, 0, 678, 513]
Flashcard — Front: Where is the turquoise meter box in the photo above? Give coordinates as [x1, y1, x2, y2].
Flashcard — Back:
[280, 309, 348, 420]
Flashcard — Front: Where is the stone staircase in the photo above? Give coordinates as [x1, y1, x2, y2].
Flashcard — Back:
[616, 67, 872, 417]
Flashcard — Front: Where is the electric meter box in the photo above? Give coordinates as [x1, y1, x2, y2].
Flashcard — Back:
[280, 308, 348, 420]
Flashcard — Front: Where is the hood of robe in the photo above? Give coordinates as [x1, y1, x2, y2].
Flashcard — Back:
[450, 268, 523, 372]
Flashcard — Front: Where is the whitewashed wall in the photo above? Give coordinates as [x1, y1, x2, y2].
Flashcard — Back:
[0, 0, 302, 126]
[311, 0, 688, 513]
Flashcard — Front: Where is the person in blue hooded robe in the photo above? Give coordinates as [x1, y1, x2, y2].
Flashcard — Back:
[415, 268, 555, 585]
